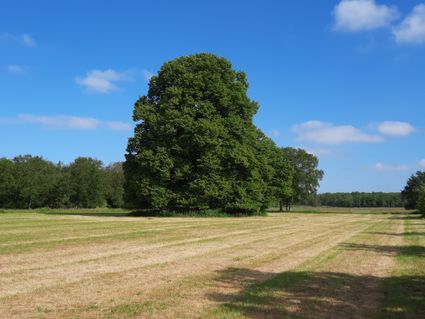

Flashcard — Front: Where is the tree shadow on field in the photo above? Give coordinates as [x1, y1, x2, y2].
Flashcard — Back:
[338, 243, 425, 257]
[388, 214, 424, 220]
[207, 268, 425, 319]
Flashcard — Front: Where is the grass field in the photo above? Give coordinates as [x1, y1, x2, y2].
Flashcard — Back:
[0, 208, 424, 318]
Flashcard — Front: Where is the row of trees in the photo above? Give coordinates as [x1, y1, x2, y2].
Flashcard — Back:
[301, 192, 405, 208]
[0, 156, 124, 209]
[123, 53, 323, 214]
[0, 54, 324, 213]
[402, 171, 425, 213]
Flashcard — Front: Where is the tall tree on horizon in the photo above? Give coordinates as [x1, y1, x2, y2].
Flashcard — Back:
[124, 53, 274, 214]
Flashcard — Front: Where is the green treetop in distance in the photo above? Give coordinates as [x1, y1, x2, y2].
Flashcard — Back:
[124, 53, 273, 214]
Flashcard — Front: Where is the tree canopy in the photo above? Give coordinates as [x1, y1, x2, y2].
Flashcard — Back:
[280, 148, 324, 210]
[124, 53, 275, 213]
[124, 53, 323, 214]
[402, 171, 425, 210]
[0, 156, 124, 209]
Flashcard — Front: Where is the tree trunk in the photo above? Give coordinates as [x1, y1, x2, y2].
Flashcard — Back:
[279, 200, 283, 212]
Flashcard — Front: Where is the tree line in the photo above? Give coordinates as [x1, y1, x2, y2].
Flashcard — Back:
[0, 156, 124, 209]
[300, 192, 405, 208]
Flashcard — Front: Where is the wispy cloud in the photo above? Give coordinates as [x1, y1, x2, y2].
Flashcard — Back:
[0, 32, 36, 47]
[393, 4, 425, 44]
[419, 159, 425, 168]
[19, 114, 100, 129]
[292, 121, 383, 145]
[1, 114, 132, 131]
[76, 68, 151, 93]
[6, 64, 24, 75]
[377, 121, 416, 137]
[375, 162, 410, 172]
[76, 69, 124, 93]
[333, 0, 399, 32]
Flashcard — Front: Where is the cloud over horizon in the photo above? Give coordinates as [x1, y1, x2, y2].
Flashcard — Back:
[377, 121, 416, 136]
[1, 114, 132, 131]
[292, 120, 416, 145]
[375, 162, 410, 172]
[292, 120, 383, 145]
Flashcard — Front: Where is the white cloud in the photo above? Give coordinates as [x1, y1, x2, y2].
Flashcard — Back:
[8, 114, 132, 131]
[19, 114, 100, 129]
[293, 121, 383, 145]
[377, 121, 415, 136]
[7, 64, 24, 75]
[333, 0, 399, 32]
[76, 69, 123, 93]
[375, 162, 410, 172]
[393, 4, 425, 44]
[0, 32, 36, 47]
[76, 68, 149, 93]
[419, 159, 425, 167]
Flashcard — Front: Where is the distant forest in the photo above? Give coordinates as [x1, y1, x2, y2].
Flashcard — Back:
[301, 192, 405, 208]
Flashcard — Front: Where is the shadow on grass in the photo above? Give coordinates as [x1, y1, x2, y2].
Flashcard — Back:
[207, 268, 425, 319]
[42, 209, 263, 218]
[338, 243, 425, 257]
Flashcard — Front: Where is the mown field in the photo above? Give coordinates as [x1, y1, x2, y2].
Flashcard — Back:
[0, 208, 424, 318]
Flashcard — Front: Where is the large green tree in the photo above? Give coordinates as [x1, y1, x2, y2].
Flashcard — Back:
[124, 53, 272, 214]
[280, 148, 324, 210]
[402, 171, 425, 210]
[67, 157, 105, 208]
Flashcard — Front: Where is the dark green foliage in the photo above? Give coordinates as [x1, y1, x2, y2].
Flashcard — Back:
[124, 53, 282, 214]
[0, 156, 125, 209]
[402, 171, 425, 210]
[268, 147, 294, 211]
[417, 188, 425, 214]
[103, 162, 125, 208]
[0, 158, 17, 208]
[307, 192, 405, 208]
[3, 156, 62, 209]
[67, 157, 105, 208]
[280, 148, 324, 210]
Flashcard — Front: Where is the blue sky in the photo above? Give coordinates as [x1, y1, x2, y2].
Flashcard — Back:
[1, 0, 425, 192]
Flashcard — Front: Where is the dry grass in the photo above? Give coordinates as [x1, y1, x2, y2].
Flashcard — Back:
[0, 209, 423, 318]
